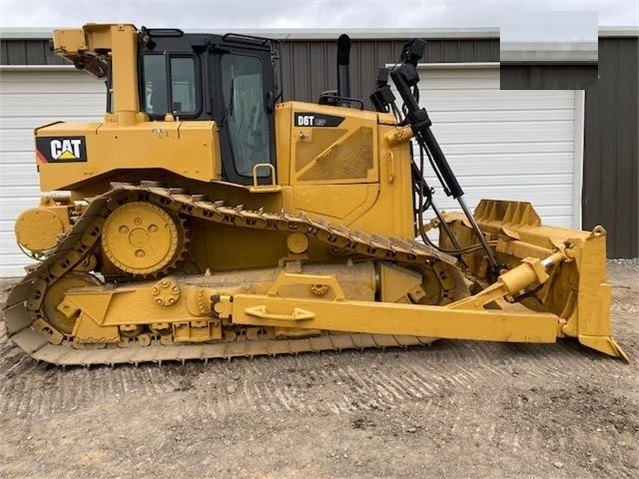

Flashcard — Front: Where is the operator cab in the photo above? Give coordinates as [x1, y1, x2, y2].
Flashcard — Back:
[129, 28, 279, 185]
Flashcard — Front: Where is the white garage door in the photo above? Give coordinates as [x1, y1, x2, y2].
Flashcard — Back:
[0, 68, 104, 277]
[412, 64, 583, 230]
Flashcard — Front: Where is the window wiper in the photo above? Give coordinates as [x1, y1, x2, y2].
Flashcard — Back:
[219, 77, 235, 126]
[228, 77, 235, 118]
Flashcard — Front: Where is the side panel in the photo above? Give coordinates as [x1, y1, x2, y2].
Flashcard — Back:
[288, 101, 380, 223]
[275, 101, 414, 239]
[288, 102, 379, 186]
[35, 120, 221, 191]
[347, 122, 414, 239]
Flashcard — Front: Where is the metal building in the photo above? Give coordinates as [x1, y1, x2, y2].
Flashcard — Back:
[0, 27, 637, 276]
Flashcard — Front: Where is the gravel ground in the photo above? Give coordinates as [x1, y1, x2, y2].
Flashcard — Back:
[0, 260, 637, 479]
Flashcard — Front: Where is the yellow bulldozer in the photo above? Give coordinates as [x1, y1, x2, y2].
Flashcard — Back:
[3, 24, 627, 366]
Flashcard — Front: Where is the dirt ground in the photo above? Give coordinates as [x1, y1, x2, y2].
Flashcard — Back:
[0, 260, 637, 479]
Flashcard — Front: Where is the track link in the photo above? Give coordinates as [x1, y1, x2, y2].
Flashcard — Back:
[3, 182, 456, 366]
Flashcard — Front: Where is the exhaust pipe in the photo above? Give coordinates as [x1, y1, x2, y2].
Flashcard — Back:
[337, 34, 351, 105]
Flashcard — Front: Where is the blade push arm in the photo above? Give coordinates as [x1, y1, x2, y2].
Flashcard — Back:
[214, 251, 627, 360]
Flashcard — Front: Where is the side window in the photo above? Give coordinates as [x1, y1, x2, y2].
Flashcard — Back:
[143, 55, 168, 115]
[142, 55, 198, 117]
[170, 57, 197, 115]
[221, 54, 270, 177]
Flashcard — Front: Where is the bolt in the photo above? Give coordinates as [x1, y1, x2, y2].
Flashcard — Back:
[152, 287, 159, 295]
[134, 217, 142, 225]
[161, 280, 169, 287]
[155, 298, 163, 305]
[172, 286, 179, 293]
[135, 249, 145, 257]
[119, 225, 129, 234]
[149, 224, 158, 233]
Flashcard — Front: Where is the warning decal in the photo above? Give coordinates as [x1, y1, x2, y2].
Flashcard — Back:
[35, 136, 87, 163]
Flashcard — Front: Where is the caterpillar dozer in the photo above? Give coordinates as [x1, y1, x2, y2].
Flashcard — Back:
[3, 23, 627, 366]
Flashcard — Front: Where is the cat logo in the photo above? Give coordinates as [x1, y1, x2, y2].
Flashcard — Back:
[50, 139, 82, 160]
[35, 136, 87, 163]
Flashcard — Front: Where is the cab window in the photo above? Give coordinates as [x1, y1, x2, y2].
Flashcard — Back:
[142, 54, 198, 117]
[221, 54, 270, 177]
[143, 55, 168, 115]
[170, 57, 196, 114]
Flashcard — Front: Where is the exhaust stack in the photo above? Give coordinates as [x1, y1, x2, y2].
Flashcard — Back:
[337, 34, 351, 105]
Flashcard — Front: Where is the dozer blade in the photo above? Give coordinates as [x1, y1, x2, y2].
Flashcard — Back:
[442, 199, 628, 361]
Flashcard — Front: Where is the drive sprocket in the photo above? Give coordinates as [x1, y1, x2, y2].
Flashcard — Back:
[101, 201, 187, 277]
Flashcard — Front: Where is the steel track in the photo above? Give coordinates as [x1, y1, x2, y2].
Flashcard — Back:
[3, 182, 456, 366]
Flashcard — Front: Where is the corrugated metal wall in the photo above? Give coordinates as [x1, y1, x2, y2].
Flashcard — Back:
[0, 39, 64, 65]
[582, 37, 639, 258]
[500, 64, 599, 90]
[279, 39, 498, 107]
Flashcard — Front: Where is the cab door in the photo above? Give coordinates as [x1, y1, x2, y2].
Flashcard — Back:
[208, 44, 276, 185]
